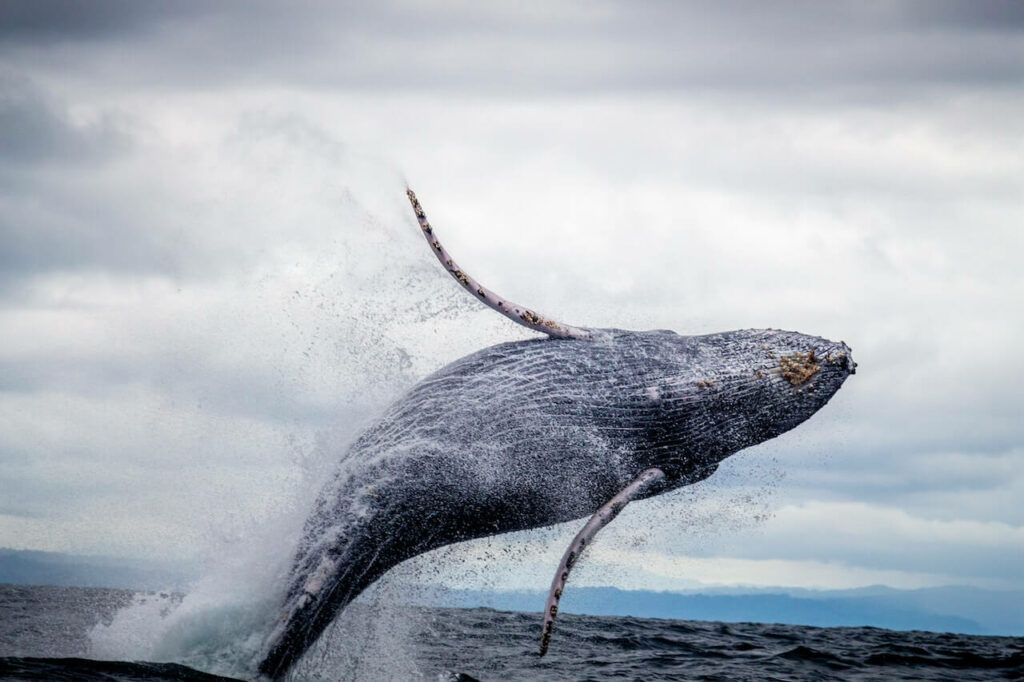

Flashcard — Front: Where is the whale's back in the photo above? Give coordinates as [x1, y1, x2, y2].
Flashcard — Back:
[258, 327, 853, 677]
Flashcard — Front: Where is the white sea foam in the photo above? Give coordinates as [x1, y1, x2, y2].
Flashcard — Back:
[81, 166, 502, 680]
[88, 503, 298, 677]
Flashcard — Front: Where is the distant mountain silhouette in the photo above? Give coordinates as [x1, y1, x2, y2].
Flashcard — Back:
[0, 548, 193, 591]
[2, 548, 1021, 636]
[426, 585, 1024, 637]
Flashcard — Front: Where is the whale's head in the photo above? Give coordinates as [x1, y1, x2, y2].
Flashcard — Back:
[617, 327, 855, 483]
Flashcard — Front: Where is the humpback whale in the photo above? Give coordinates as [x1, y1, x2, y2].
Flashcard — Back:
[256, 189, 855, 678]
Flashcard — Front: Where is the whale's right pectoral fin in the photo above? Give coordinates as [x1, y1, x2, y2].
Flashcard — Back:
[538, 467, 666, 657]
[405, 188, 592, 340]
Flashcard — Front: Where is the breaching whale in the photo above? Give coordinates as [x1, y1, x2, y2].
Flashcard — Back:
[256, 189, 856, 678]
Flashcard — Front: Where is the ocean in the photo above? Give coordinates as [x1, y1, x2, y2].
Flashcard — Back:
[1, 583, 1021, 681]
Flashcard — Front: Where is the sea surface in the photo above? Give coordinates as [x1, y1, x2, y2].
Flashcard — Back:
[1, 583, 1022, 681]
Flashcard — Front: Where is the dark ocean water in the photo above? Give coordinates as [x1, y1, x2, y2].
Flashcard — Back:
[1, 584, 1022, 681]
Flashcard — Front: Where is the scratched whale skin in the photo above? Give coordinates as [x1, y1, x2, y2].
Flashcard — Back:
[256, 191, 856, 679]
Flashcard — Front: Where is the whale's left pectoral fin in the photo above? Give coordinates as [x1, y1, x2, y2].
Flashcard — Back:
[538, 467, 666, 657]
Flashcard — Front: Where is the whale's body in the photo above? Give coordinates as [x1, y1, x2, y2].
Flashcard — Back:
[257, 326, 855, 677]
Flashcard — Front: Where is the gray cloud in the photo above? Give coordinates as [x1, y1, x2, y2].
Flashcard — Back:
[0, 1, 210, 41]
[0, 88, 345, 287]
[0, 188, 172, 284]
[0, 72, 128, 163]
[2, 1, 1022, 98]
[0, 74, 153, 288]
[720, 501, 1023, 584]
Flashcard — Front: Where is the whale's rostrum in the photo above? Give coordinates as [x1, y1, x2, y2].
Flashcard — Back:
[255, 190, 855, 678]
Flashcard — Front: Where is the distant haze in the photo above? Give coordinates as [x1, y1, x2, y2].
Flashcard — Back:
[2, 550, 1021, 637]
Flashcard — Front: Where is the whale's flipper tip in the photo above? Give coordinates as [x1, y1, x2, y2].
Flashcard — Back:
[538, 467, 666, 656]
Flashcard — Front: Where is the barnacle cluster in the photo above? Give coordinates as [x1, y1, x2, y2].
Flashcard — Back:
[826, 352, 848, 367]
[520, 310, 543, 326]
[780, 351, 820, 386]
[518, 309, 564, 332]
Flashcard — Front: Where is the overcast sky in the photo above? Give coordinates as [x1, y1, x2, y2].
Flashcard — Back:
[1, 1, 1022, 597]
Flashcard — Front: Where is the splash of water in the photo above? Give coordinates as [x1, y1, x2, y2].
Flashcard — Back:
[85, 156, 491, 679]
